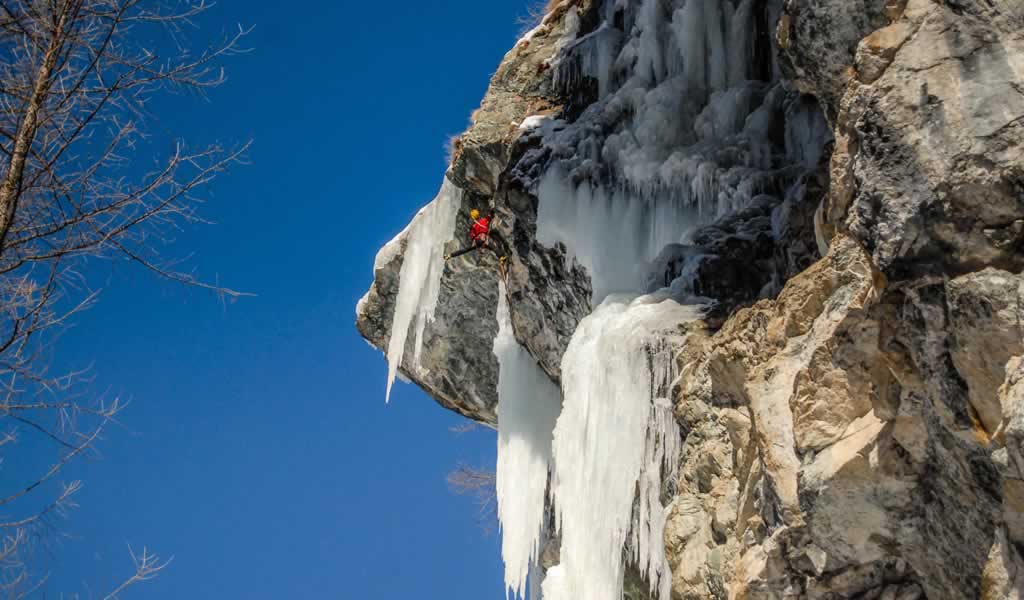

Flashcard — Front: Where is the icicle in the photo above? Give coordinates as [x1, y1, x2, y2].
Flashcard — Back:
[529, 0, 819, 218]
[494, 281, 562, 599]
[537, 168, 701, 302]
[727, 0, 756, 86]
[581, 25, 621, 98]
[384, 177, 460, 402]
[674, 0, 706, 101]
[636, 0, 666, 85]
[631, 395, 681, 598]
[704, 0, 727, 93]
[785, 94, 833, 169]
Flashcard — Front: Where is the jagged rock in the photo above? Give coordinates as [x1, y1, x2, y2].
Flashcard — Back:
[981, 528, 1024, 600]
[819, 0, 1024, 279]
[947, 269, 1024, 435]
[496, 184, 592, 382]
[668, 231, 1024, 599]
[778, 0, 891, 119]
[1003, 359, 1024, 475]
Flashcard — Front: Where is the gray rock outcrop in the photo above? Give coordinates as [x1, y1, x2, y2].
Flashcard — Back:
[356, 2, 589, 424]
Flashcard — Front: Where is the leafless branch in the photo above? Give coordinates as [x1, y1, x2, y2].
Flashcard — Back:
[448, 420, 486, 435]
[447, 463, 498, 535]
[101, 546, 172, 599]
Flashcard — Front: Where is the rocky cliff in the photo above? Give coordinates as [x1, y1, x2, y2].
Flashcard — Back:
[357, 0, 1024, 598]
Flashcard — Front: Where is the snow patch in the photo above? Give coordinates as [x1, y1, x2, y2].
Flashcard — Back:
[519, 115, 550, 132]
[373, 222, 411, 274]
[519, 23, 543, 44]
[355, 290, 371, 320]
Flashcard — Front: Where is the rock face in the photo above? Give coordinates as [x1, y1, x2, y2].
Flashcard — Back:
[357, 0, 1024, 597]
[356, 2, 588, 424]
[818, 0, 1024, 278]
[670, 236, 1024, 599]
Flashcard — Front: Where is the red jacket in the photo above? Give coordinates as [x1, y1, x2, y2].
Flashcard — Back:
[470, 216, 491, 242]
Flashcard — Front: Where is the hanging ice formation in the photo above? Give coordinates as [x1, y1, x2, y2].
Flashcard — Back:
[521, 1, 832, 599]
[529, 0, 831, 301]
[547, 293, 696, 600]
[493, 282, 562, 599]
[382, 177, 461, 402]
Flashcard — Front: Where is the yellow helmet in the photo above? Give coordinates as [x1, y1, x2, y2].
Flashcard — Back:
[470, 209, 481, 220]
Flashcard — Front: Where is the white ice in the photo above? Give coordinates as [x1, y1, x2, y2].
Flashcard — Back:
[536, 167, 702, 302]
[494, 281, 562, 599]
[545, 293, 700, 600]
[384, 177, 460, 402]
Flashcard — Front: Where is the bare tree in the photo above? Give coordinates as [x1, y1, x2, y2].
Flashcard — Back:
[0, 0, 249, 595]
[447, 463, 498, 534]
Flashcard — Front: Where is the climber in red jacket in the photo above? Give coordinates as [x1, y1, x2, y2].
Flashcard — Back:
[445, 208, 508, 274]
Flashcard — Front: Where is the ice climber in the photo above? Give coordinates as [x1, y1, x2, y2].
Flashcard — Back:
[444, 208, 507, 274]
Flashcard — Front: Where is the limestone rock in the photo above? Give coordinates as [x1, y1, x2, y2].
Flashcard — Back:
[820, 0, 1024, 279]
[667, 232, 1021, 599]
[947, 269, 1024, 435]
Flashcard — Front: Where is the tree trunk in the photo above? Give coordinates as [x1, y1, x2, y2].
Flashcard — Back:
[0, 9, 69, 254]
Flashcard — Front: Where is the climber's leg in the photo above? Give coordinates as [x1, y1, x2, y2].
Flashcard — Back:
[445, 240, 484, 261]
[486, 232, 509, 261]
[485, 234, 510, 280]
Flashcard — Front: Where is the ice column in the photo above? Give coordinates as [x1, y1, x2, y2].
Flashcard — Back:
[546, 293, 697, 600]
[494, 282, 562, 599]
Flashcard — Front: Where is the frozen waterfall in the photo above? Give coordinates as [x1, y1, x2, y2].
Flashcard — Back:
[531, 0, 829, 303]
[547, 293, 698, 600]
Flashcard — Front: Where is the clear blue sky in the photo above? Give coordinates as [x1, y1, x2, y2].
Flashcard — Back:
[11, 1, 536, 597]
